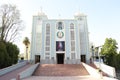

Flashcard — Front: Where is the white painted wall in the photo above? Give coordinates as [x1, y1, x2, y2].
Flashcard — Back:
[94, 62, 116, 78]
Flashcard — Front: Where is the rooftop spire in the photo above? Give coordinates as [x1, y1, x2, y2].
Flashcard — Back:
[38, 7, 45, 16]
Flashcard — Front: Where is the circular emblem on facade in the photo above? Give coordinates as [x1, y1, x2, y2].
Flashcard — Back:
[57, 31, 64, 38]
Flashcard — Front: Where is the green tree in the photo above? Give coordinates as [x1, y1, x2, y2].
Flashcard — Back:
[0, 42, 10, 68]
[5, 42, 19, 64]
[23, 37, 30, 60]
[100, 38, 118, 67]
[0, 42, 19, 68]
[115, 53, 120, 69]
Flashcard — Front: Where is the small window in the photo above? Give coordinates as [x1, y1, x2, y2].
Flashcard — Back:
[71, 47, 75, 51]
[46, 40, 50, 45]
[71, 41, 75, 47]
[46, 36, 50, 40]
[56, 22, 64, 30]
[46, 23, 50, 35]
[45, 56, 50, 59]
[51, 57, 54, 60]
[67, 57, 69, 60]
[78, 17, 83, 20]
[45, 52, 50, 55]
[70, 31, 75, 40]
[45, 47, 50, 51]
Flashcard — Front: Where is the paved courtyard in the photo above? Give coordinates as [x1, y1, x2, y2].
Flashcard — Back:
[23, 76, 103, 80]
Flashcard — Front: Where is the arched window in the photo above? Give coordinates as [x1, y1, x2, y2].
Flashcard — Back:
[46, 23, 50, 27]
[45, 23, 50, 46]
[70, 23, 75, 55]
[70, 23, 74, 29]
[46, 23, 50, 35]
[45, 23, 50, 59]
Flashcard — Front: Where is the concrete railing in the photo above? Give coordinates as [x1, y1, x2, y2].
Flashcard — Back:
[18, 63, 39, 80]
[82, 62, 101, 78]
[0, 61, 27, 76]
[94, 62, 116, 78]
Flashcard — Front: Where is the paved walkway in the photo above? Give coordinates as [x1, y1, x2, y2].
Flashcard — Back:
[23, 76, 103, 80]
[0, 64, 32, 80]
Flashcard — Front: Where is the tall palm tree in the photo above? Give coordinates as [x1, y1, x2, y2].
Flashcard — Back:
[23, 37, 30, 60]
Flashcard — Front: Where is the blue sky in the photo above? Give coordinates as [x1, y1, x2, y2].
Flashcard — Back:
[0, 0, 120, 53]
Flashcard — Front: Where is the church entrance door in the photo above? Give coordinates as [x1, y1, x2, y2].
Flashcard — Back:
[57, 53, 64, 64]
[35, 55, 40, 63]
[81, 55, 86, 63]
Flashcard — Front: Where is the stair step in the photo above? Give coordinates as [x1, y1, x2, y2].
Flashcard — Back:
[33, 64, 89, 76]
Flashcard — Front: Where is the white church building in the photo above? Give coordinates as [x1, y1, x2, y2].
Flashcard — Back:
[30, 11, 90, 64]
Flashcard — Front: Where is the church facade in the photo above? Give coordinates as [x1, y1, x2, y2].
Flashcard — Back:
[30, 12, 90, 64]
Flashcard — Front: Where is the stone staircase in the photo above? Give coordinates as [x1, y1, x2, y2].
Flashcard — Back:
[33, 64, 89, 76]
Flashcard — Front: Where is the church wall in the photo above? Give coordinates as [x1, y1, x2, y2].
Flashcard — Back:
[77, 16, 90, 63]
[41, 20, 82, 64]
[65, 20, 71, 61]
[30, 16, 37, 61]
[30, 13, 90, 64]
[75, 21, 81, 60]
[50, 21, 56, 60]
